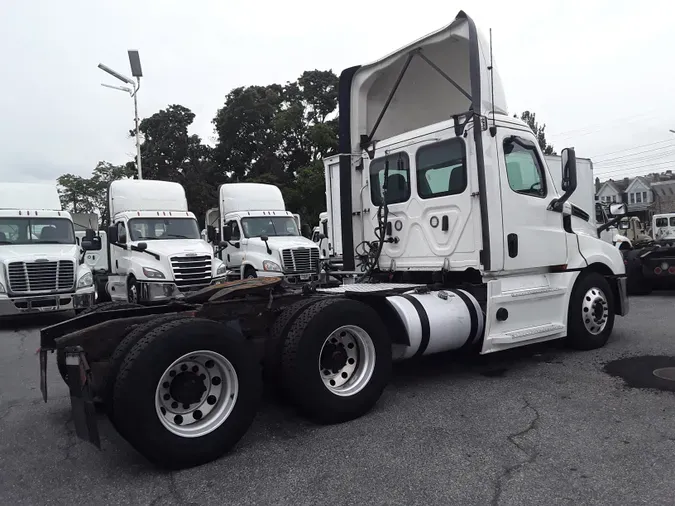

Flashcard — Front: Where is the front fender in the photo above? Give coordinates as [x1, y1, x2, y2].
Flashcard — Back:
[570, 234, 626, 275]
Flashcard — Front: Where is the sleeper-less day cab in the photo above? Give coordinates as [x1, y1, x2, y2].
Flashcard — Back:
[102, 180, 228, 303]
[0, 183, 95, 316]
[205, 183, 320, 283]
[39, 11, 628, 470]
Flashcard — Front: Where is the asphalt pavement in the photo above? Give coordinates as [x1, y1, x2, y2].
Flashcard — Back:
[1, 294, 674, 506]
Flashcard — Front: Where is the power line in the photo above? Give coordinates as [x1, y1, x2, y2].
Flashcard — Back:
[595, 160, 675, 178]
[586, 138, 675, 159]
[594, 142, 675, 162]
[594, 151, 675, 169]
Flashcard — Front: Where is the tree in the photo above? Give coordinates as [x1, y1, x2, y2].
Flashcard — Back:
[57, 161, 137, 225]
[515, 110, 555, 155]
[212, 69, 339, 226]
[132, 104, 221, 222]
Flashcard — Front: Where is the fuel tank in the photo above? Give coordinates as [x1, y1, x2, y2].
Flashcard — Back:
[386, 289, 484, 361]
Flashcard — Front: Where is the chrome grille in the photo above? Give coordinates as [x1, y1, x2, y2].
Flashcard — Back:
[7, 260, 75, 293]
[280, 248, 320, 274]
[170, 255, 212, 291]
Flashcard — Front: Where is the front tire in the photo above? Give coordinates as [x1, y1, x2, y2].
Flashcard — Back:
[111, 318, 262, 469]
[127, 276, 139, 304]
[280, 298, 392, 424]
[565, 272, 615, 350]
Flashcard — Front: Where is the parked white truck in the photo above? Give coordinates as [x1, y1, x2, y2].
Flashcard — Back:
[0, 183, 95, 316]
[205, 183, 320, 283]
[40, 10, 628, 471]
[103, 179, 228, 303]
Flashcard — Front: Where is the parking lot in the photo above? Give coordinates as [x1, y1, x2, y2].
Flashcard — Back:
[0, 294, 674, 506]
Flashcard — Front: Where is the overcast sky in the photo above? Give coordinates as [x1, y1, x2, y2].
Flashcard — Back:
[1, 0, 674, 186]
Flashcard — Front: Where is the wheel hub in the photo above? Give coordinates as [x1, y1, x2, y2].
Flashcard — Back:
[582, 287, 609, 335]
[155, 351, 239, 438]
[169, 372, 207, 405]
[320, 343, 348, 372]
[318, 325, 377, 397]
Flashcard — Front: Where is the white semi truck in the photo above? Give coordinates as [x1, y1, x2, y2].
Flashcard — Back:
[0, 183, 95, 316]
[103, 179, 228, 303]
[205, 183, 320, 283]
[40, 10, 628, 471]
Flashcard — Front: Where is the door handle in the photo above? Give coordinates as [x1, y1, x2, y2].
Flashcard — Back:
[507, 233, 518, 258]
[442, 215, 449, 232]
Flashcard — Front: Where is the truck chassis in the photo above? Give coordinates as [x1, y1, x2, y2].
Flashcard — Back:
[39, 267, 624, 470]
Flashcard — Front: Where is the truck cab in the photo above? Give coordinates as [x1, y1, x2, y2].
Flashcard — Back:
[207, 183, 320, 283]
[105, 180, 227, 304]
[328, 10, 627, 352]
[0, 183, 95, 316]
[652, 213, 675, 241]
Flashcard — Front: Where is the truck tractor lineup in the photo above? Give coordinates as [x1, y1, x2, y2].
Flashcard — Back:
[38, 11, 628, 470]
[0, 183, 96, 317]
[83, 179, 229, 305]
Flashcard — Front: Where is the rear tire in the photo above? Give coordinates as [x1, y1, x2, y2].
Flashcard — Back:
[111, 318, 262, 469]
[625, 251, 652, 295]
[101, 313, 192, 415]
[565, 272, 615, 350]
[280, 298, 392, 424]
[244, 266, 257, 279]
[56, 301, 142, 384]
[262, 297, 322, 385]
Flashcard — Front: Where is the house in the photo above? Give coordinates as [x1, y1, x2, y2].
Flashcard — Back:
[595, 171, 675, 222]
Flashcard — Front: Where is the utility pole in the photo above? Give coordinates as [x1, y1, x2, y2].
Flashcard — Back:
[98, 50, 144, 179]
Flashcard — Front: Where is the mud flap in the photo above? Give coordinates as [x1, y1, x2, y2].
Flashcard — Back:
[39, 348, 48, 402]
[65, 346, 101, 449]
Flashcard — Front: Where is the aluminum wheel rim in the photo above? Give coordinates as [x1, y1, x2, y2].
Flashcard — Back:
[155, 350, 239, 438]
[582, 287, 609, 335]
[128, 283, 138, 304]
[318, 325, 376, 397]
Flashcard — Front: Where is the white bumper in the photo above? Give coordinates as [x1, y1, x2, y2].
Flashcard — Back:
[0, 286, 95, 317]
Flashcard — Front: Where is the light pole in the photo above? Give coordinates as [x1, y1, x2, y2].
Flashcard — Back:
[98, 50, 144, 179]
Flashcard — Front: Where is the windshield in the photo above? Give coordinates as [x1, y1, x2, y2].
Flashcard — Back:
[128, 218, 201, 241]
[0, 217, 75, 245]
[241, 216, 300, 238]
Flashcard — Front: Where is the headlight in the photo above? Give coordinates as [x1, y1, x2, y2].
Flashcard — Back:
[142, 267, 165, 279]
[0, 281, 6, 294]
[263, 260, 281, 272]
[77, 272, 93, 288]
[216, 263, 228, 275]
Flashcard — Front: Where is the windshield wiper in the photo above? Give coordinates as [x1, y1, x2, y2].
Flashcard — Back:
[36, 240, 67, 244]
[0, 241, 11, 244]
[166, 234, 190, 239]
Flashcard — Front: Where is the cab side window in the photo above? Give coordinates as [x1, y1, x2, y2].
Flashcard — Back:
[229, 221, 241, 241]
[503, 137, 547, 198]
[370, 153, 410, 206]
[416, 138, 467, 199]
[117, 222, 127, 244]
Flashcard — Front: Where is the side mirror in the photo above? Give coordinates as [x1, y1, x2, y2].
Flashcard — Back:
[260, 235, 269, 242]
[107, 225, 119, 244]
[549, 147, 578, 212]
[618, 222, 629, 230]
[560, 147, 578, 194]
[222, 226, 232, 242]
[218, 240, 228, 249]
[319, 233, 326, 240]
[84, 228, 95, 241]
[609, 203, 627, 216]
[81, 236, 102, 251]
[207, 225, 216, 243]
[136, 242, 148, 252]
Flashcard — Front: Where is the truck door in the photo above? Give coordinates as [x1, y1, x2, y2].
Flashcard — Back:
[498, 134, 567, 270]
[224, 220, 244, 270]
[111, 220, 131, 274]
